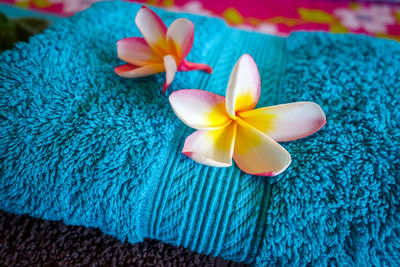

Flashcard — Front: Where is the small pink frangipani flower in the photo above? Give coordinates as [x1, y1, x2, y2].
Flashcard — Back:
[169, 54, 326, 176]
[115, 6, 213, 93]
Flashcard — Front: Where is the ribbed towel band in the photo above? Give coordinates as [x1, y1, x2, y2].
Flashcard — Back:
[138, 27, 288, 263]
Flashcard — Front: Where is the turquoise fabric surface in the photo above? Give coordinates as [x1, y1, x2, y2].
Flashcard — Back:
[0, 1, 399, 265]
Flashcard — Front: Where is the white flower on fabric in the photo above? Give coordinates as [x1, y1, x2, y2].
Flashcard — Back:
[115, 6, 213, 93]
[169, 54, 326, 176]
[334, 5, 395, 34]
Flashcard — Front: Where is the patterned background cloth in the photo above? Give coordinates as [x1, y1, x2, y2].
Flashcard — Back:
[1, 0, 400, 41]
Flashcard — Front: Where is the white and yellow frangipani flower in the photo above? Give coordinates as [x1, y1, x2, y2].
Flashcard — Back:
[169, 54, 326, 176]
[115, 6, 212, 93]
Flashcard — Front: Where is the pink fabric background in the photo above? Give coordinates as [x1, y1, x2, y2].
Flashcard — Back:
[2, 0, 400, 40]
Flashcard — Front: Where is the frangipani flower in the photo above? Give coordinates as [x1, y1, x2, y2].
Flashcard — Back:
[169, 54, 326, 176]
[115, 6, 213, 93]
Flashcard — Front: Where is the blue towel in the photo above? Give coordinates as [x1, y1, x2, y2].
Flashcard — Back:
[0, 2, 399, 265]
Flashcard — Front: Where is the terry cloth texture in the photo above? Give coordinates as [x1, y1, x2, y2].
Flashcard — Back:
[0, 210, 244, 266]
[0, 1, 399, 265]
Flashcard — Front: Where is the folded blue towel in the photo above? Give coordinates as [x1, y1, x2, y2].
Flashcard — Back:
[0, 2, 399, 265]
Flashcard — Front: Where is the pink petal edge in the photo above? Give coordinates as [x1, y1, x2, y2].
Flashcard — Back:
[240, 102, 326, 142]
[240, 170, 284, 177]
[225, 54, 261, 119]
[114, 63, 164, 78]
[137, 6, 167, 33]
[135, 6, 168, 54]
[163, 55, 177, 93]
[182, 151, 232, 168]
[117, 37, 160, 65]
[169, 89, 230, 130]
[114, 63, 139, 74]
[232, 119, 291, 176]
[178, 60, 213, 73]
[166, 18, 194, 60]
[181, 126, 236, 168]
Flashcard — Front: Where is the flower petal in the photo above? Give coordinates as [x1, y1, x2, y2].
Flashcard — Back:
[178, 60, 213, 74]
[233, 119, 291, 176]
[135, 6, 168, 55]
[114, 63, 164, 78]
[169, 89, 231, 130]
[239, 102, 326, 142]
[225, 54, 260, 119]
[163, 55, 178, 93]
[117, 37, 161, 66]
[166, 18, 194, 60]
[182, 123, 236, 167]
